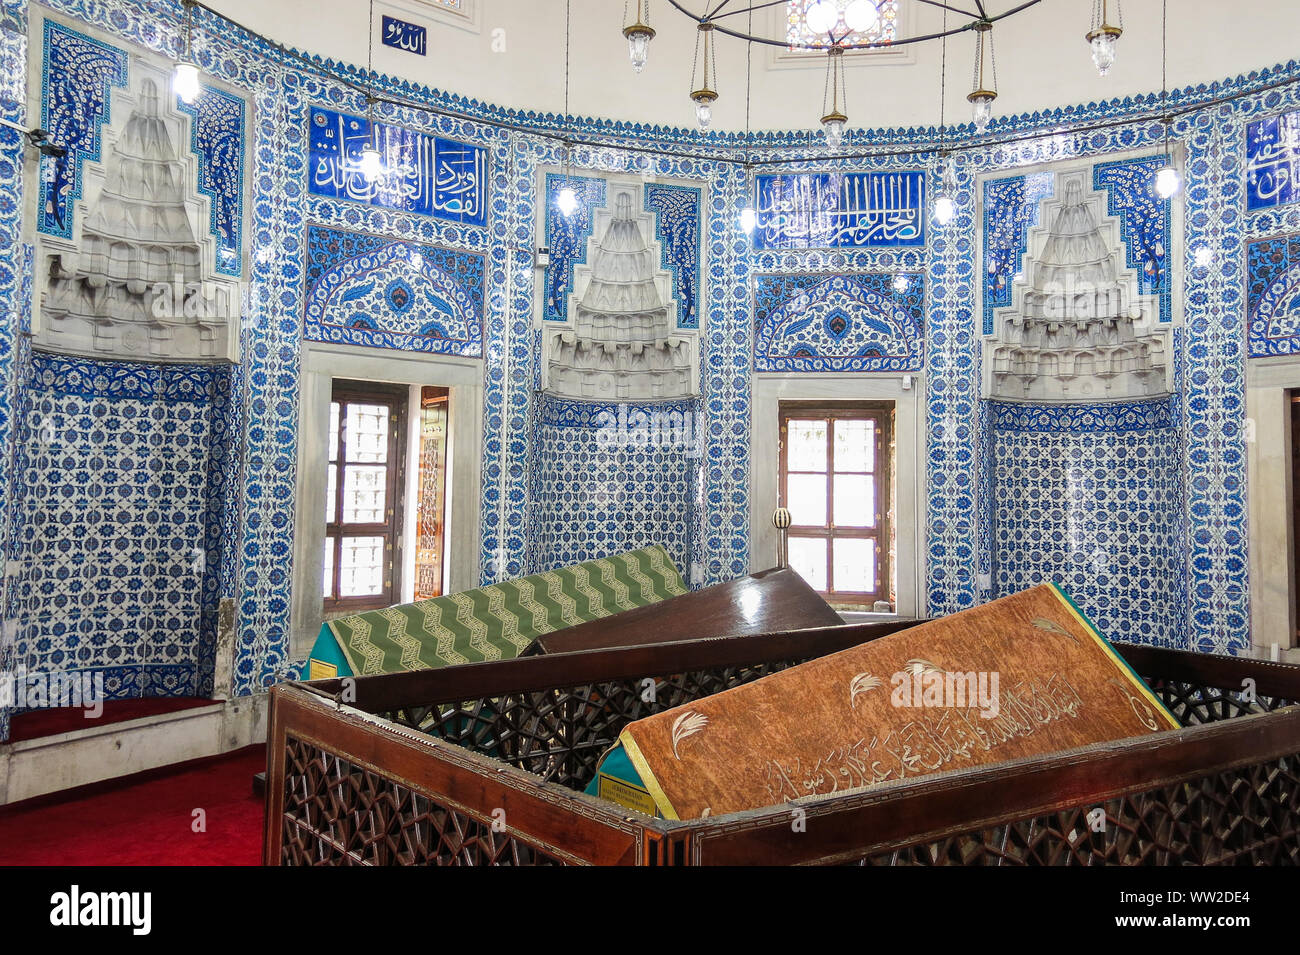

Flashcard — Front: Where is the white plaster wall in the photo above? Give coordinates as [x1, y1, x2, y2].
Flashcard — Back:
[1246, 356, 1300, 662]
[202, 0, 1300, 133]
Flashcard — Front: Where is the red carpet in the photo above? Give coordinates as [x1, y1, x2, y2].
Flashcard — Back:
[7, 697, 217, 743]
[0, 746, 266, 866]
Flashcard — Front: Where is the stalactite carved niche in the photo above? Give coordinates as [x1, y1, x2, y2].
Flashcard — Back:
[982, 167, 1174, 402]
[540, 178, 701, 400]
[30, 16, 249, 363]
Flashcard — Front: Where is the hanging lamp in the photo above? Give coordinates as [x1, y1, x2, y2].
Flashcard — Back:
[173, 0, 202, 104]
[967, 19, 997, 133]
[1087, 0, 1123, 76]
[623, 0, 656, 73]
[690, 22, 719, 130]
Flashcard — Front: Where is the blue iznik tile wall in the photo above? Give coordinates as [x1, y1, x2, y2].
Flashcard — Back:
[8, 354, 232, 705]
[529, 167, 706, 579]
[530, 394, 701, 579]
[0, 0, 1298, 743]
[0, 1, 25, 742]
[991, 398, 1185, 647]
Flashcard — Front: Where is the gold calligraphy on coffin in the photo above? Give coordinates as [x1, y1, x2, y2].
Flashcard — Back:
[761, 672, 1086, 801]
[607, 584, 1180, 820]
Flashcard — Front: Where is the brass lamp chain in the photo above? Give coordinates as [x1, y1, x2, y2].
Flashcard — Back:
[1092, 0, 1123, 33]
[972, 22, 997, 95]
[366, 0, 376, 142]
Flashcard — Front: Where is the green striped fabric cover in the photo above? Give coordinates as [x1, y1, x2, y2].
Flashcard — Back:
[308, 545, 688, 678]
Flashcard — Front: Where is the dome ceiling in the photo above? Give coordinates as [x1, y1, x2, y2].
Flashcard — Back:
[203, 0, 1300, 133]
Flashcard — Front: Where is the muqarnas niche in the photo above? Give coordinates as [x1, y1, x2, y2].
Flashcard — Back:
[983, 168, 1171, 402]
[543, 184, 699, 400]
[34, 56, 244, 363]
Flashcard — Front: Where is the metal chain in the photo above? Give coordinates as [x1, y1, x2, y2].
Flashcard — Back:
[564, 0, 571, 121]
[939, 5, 948, 149]
[823, 49, 832, 115]
[690, 23, 700, 91]
[989, 27, 998, 92]
[745, 5, 752, 135]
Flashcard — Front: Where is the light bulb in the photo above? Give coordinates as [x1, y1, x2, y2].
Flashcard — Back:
[1154, 164, 1181, 199]
[556, 185, 579, 217]
[173, 62, 201, 104]
[739, 205, 757, 235]
[844, 0, 879, 33]
[806, 0, 838, 35]
[627, 31, 651, 73]
[893, 274, 910, 293]
[695, 100, 713, 130]
[971, 95, 993, 133]
[822, 117, 845, 150]
[933, 194, 956, 225]
[1090, 33, 1117, 76]
[358, 144, 383, 182]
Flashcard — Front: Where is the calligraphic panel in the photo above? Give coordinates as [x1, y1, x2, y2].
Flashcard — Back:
[308, 106, 488, 227]
[1246, 110, 1300, 211]
[381, 15, 427, 56]
[753, 170, 925, 250]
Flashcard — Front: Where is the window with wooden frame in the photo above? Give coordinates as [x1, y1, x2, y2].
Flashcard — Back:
[324, 380, 409, 613]
[779, 402, 893, 605]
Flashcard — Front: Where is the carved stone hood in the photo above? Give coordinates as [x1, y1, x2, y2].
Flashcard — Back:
[545, 186, 696, 401]
[34, 63, 240, 363]
[984, 170, 1171, 403]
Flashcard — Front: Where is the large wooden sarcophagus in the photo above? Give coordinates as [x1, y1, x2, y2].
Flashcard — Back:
[266, 590, 1300, 865]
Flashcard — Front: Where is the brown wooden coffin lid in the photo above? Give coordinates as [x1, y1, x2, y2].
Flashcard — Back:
[614, 583, 1183, 820]
[535, 566, 846, 654]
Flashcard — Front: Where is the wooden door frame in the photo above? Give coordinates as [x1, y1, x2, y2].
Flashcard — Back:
[324, 379, 410, 613]
[778, 400, 894, 604]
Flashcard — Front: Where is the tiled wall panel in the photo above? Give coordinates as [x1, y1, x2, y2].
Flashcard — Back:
[991, 399, 1183, 646]
[7, 356, 231, 703]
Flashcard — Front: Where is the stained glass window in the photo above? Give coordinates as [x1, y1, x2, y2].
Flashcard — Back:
[786, 0, 899, 50]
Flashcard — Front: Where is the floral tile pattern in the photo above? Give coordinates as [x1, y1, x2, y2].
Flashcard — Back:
[0, 0, 1294, 739]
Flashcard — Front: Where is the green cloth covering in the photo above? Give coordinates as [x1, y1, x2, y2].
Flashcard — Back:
[308, 545, 688, 678]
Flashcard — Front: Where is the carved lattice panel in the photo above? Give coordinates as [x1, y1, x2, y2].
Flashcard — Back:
[381, 659, 807, 792]
[279, 737, 567, 866]
[1148, 679, 1292, 724]
[855, 754, 1300, 866]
